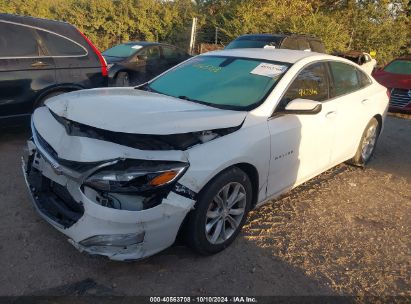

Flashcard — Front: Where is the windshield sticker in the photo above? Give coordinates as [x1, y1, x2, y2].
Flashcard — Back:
[193, 63, 222, 73]
[250, 63, 287, 78]
[132, 45, 143, 50]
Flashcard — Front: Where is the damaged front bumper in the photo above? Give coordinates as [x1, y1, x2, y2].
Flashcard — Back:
[22, 141, 195, 261]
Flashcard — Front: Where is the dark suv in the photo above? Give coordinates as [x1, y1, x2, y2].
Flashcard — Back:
[0, 14, 108, 124]
[225, 33, 326, 53]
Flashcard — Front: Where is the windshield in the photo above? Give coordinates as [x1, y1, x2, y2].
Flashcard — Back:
[147, 56, 290, 110]
[384, 60, 411, 75]
[103, 44, 144, 58]
[225, 37, 282, 50]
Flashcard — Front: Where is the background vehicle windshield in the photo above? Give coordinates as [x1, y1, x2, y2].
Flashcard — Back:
[383, 60, 411, 75]
[103, 44, 143, 58]
[225, 37, 282, 49]
[149, 56, 290, 110]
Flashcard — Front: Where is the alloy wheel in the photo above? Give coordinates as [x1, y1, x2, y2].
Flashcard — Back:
[205, 182, 247, 244]
[361, 124, 377, 161]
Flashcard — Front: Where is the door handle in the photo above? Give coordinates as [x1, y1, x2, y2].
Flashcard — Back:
[326, 111, 337, 118]
[361, 99, 369, 104]
[31, 61, 50, 68]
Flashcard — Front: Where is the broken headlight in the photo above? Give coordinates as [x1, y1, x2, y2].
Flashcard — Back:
[83, 159, 188, 193]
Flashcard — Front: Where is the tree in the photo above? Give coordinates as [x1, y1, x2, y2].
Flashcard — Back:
[0, 0, 409, 61]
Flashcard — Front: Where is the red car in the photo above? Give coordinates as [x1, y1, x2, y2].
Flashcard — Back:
[372, 56, 411, 113]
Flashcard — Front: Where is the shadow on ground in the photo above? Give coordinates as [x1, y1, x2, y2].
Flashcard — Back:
[0, 116, 409, 296]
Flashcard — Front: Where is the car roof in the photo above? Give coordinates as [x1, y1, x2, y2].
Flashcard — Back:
[122, 41, 187, 49]
[237, 34, 286, 39]
[236, 33, 320, 40]
[0, 13, 91, 48]
[124, 41, 161, 46]
[203, 48, 331, 64]
[0, 13, 70, 29]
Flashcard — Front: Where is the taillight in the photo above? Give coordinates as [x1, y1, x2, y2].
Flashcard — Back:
[76, 29, 108, 77]
[386, 88, 391, 99]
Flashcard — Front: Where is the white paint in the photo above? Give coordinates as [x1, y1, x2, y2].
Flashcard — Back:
[285, 98, 321, 111]
[26, 48, 389, 261]
[362, 58, 377, 74]
[46, 88, 247, 135]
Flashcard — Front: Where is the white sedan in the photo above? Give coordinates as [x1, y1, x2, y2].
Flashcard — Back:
[23, 49, 389, 261]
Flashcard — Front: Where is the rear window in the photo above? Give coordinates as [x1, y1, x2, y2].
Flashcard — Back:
[103, 44, 143, 58]
[383, 60, 411, 75]
[37, 30, 87, 56]
[0, 21, 40, 57]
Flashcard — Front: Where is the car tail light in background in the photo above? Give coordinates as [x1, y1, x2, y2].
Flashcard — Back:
[76, 29, 108, 77]
[386, 88, 391, 99]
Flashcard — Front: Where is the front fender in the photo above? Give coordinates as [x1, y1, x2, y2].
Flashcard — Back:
[179, 120, 270, 203]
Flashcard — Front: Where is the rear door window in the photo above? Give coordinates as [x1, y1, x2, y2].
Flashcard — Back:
[0, 22, 41, 57]
[329, 61, 361, 97]
[357, 69, 372, 87]
[36, 30, 87, 56]
[279, 62, 329, 109]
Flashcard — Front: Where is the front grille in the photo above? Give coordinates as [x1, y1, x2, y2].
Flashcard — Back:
[390, 88, 411, 108]
[27, 167, 84, 228]
[35, 128, 59, 160]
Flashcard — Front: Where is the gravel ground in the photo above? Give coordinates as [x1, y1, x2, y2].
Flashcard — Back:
[0, 115, 409, 297]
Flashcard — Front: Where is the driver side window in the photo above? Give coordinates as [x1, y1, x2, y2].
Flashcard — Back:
[278, 62, 329, 110]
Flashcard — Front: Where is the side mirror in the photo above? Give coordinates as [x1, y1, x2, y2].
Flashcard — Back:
[283, 98, 322, 115]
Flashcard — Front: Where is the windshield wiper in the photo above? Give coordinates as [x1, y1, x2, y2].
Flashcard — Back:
[178, 95, 198, 102]
[178, 96, 218, 108]
[137, 83, 159, 93]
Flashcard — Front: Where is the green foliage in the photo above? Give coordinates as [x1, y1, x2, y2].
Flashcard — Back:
[198, 0, 410, 63]
[0, 0, 196, 51]
[1, 0, 409, 62]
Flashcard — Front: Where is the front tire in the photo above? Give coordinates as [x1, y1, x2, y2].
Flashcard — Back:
[348, 117, 380, 166]
[184, 167, 252, 255]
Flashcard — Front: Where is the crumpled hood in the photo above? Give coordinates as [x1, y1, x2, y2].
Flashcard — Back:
[46, 88, 247, 135]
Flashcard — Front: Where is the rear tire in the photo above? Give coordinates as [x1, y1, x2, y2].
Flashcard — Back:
[114, 71, 130, 87]
[184, 167, 252, 255]
[348, 117, 380, 166]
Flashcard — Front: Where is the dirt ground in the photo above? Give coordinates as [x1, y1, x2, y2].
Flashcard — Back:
[0, 115, 409, 297]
